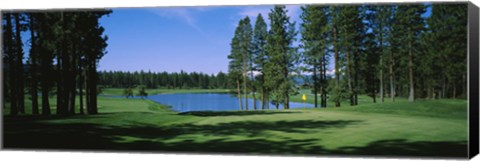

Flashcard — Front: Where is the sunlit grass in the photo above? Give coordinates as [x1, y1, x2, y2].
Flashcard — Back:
[3, 90, 468, 157]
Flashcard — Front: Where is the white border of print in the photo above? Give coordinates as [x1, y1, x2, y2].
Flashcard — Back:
[0, 0, 478, 161]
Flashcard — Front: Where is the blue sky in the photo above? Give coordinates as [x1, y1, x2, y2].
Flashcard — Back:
[98, 5, 302, 75]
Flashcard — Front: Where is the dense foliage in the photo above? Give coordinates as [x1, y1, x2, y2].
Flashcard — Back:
[3, 11, 111, 115]
[229, 3, 467, 110]
[98, 70, 229, 89]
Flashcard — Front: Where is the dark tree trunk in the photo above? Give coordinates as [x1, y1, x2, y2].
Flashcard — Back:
[68, 43, 78, 115]
[88, 62, 98, 114]
[442, 77, 446, 98]
[242, 51, 248, 111]
[79, 69, 84, 115]
[353, 51, 358, 105]
[452, 84, 456, 99]
[261, 86, 265, 110]
[250, 62, 256, 110]
[237, 79, 243, 110]
[333, 25, 340, 107]
[5, 13, 18, 116]
[313, 62, 318, 108]
[389, 50, 395, 102]
[346, 48, 353, 106]
[56, 13, 65, 115]
[379, 22, 384, 103]
[29, 15, 39, 115]
[41, 80, 51, 115]
[14, 14, 25, 114]
[408, 41, 414, 102]
[322, 56, 327, 108]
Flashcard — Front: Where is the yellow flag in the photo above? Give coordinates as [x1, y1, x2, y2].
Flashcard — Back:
[302, 94, 307, 101]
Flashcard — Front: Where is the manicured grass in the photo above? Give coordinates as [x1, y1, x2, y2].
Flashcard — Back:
[3, 94, 468, 158]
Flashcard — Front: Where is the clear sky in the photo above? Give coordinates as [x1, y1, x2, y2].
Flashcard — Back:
[94, 4, 431, 75]
[98, 5, 302, 75]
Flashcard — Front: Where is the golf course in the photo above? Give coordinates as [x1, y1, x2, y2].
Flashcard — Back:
[2, 3, 470, 159]
[3, 88, 468, 158]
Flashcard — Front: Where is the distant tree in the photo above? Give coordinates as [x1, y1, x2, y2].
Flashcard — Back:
[137, 86, 148, 99]
[123, 87, 134, 99]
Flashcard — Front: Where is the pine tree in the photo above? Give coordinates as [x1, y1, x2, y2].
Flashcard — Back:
[252, 14, 269, 109]
[300, 5, 329, 108]
[394, 4, 426, 102]
[228, 19, 245, 110]
[265, 5, 298, 109]
[3, 13, 18, 115]
[14, 13, 26, 114]
[337, 5, 364, 106]
[27, 13, 40, 115]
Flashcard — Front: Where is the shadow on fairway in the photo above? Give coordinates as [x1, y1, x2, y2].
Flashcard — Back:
[178, 110, 301, 117]
[3, 117, 467, 158]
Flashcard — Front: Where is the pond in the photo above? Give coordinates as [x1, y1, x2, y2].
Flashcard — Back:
[105, 93, 315, 112]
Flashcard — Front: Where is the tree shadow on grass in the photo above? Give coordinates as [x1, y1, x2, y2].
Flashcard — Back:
[333, 139, 467, 158]
[3, 118, 467, 158]
[178, 110, 301, 117]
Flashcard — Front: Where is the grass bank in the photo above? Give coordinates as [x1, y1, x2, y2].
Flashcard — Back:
[3, 95, 468, 158]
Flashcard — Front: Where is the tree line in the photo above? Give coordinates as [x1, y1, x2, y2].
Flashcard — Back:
[98, 70, 230, 89]
[228, 3, 467, 110]
[2, 11, 111, 116]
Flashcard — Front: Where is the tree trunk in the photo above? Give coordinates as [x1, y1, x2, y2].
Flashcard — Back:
[29, 16, 39, 115]
[442, 77, 446, 98]
[389, 51, 395, 102]
[237, 79, 243, 110]
[89, 62, 98, 114]
[353, 51, 359, 105]
[250, 62, 256, 110]
[85, 69, 90, 114]
[408, 41, 414, 102]
[322, 57, 327, 108]
[264, 90, 268, 109]
[79, 70, 84, 115]
[5, 13, 17, 116]
[333, 25, 340, 107]
[261, 88, 265, 110]
[57, 12, 65, 115]
[242, 51, 248, 111]
[68, 43, 78, 115]
[379, 68, 384, 103]
[462, 74, 466, 98]
[379, 22, 384, 103]
[346, 49, 353, 106]
[313, 63, 318, 108]
[452, 84, 456, 99]
[275, 95, 279, 109]
[14, 14, 25, 114]
[41, 80, 51, 115]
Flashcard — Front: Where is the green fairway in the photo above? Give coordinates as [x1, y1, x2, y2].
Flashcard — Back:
[3, 94, 468, 158]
